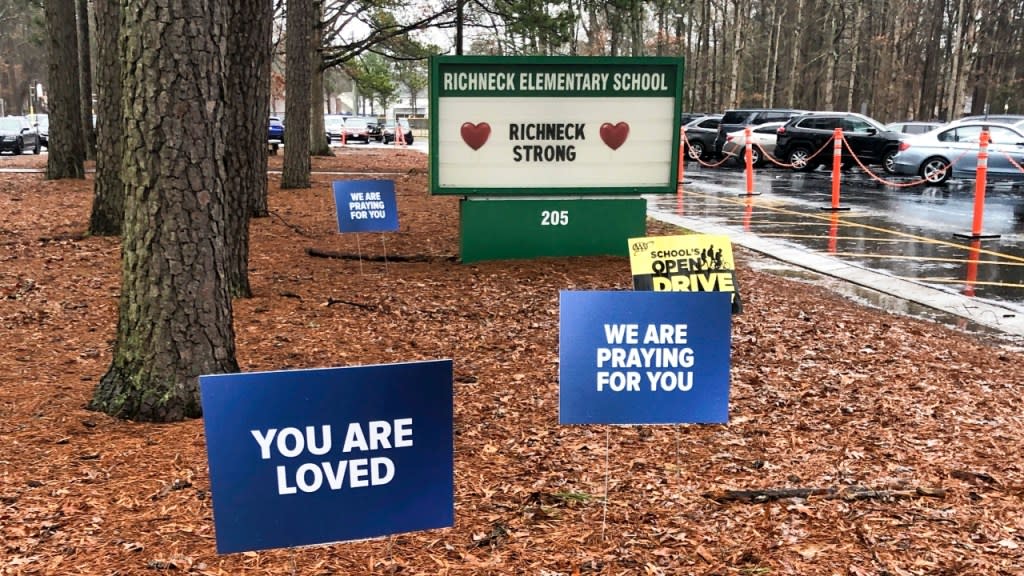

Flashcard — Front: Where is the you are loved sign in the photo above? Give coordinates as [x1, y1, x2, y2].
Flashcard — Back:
[430, 56, 685, 196]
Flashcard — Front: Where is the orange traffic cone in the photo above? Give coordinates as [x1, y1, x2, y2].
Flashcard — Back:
[395, 121, 406, 147]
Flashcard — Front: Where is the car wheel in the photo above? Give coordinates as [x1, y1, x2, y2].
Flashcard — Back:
[13, 138, 22, 155]
[749, 147, 762, 167]
[788, 147, 816, 171]
[33, 139, 40, 155]
[405, 133, 413, 145]
[688, 141, 704, 160]
[920, 157, 951, 185]
[882, 149, 898, 174]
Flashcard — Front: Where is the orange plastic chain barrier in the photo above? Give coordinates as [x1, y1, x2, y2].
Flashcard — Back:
[755, 137, 833, 169]
[680, 130, 734, 168]
[684, 126, 1002, 198]
[995, 149, 1024, 174]
[838, 133, 974, 188]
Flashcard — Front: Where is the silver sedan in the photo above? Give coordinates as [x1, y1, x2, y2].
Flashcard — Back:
[891, 121, 1024, 184]
[721, 121, 787, 167]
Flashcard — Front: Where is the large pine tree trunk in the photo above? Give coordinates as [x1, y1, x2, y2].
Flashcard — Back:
[281, 0, 313, 189]
[91, 0, 238, 422]
[845, 1, 863, 114]
[88, 0, 123, 236]
[310, 2, 330, 157]
[76, 0, 96, 160]
[44, 0, 85, 180]
[222, 0, 272, 298]
[785, 0, 804, 107]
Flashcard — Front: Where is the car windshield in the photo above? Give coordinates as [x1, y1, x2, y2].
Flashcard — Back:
[842, 116, 885, 133]
[346, 118, 369, 129]
[0, 117, 23, 131]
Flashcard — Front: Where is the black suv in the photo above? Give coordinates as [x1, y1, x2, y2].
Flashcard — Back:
[681, 114, 721, 160]
[713, 108, 806, 157]
[774, 112, 902, 172]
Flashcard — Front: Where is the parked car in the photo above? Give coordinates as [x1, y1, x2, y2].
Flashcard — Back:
[31, 114, 49, 147]
[884, 121, 943, 136]
[0, 116, 41, 155]
[949, 114, 1024, 127]
[721, 121, 787, 167]
[681, 114, 721, 160]
[713, 108, 806, 158]
[774, 112, 902, 172]
[890, 121, 1024, 185]
[268, 116, 284, 142]
[341, 116, 373, 143]
[324, 114, 347, 143]
[382, 119, 413, 145]
[366, 119, 385, 142]
[680, 112, 711, 125]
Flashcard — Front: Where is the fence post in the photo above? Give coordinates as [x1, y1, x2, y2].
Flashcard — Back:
[955, 129, 1000, 240]
[820, 127, 850, 212]
[677, 127, 685, 185]
[744, 126, 755, 196]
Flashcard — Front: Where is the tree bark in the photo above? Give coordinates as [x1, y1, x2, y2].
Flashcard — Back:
[785, 0, 804, 107]
[845, 1, 862, 114]
[76, 0, 96, 160]
[88, 0, 123, 236]
[310, 0, 331, 156]
[91, 0, 238, 422]
[222, 0, 272, 298]
[44, 0, 85, 180]
[281, 0, 313, 189]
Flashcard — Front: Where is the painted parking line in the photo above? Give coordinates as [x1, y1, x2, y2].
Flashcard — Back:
[827, 253, 1024, 267]
[899, 277, 1024, 289]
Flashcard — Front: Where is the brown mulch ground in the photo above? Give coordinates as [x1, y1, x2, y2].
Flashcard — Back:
[2, 148, 1024, 576]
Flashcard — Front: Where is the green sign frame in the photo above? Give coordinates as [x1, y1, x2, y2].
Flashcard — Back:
[430, 56, 684, 196]
[459, 197, 647, 263]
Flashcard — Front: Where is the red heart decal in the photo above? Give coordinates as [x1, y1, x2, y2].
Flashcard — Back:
[600, 122, 630, 150]
[461, 122, 491, 150]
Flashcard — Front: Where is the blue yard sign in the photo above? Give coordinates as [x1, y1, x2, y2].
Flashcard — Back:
[199, 360, 453, 554]
[559, 291, 731, 425]
[332, 180, 399, 232]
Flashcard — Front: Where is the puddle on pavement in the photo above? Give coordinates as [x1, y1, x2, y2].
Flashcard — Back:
[743, 253, 1024, 351]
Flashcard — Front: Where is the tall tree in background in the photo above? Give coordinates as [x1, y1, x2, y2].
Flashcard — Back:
[44, 0, 84, 179]
[76, 0, 96, 159]
[396, 60, 428, 116]
[351, 52, 396, 115]
[88, 0, 123, 236]
[0, 0, 46, 116]
[222, 0, 273, 298]
[281, 0, 313, 189]
[90, 0, 237, 422]
[309, 0, 331, 156]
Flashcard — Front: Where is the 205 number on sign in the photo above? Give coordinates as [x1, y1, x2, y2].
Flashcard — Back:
[541, 210, 569, 226]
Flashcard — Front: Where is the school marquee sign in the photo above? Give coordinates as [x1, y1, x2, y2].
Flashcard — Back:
[430, 56, 684, 196]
